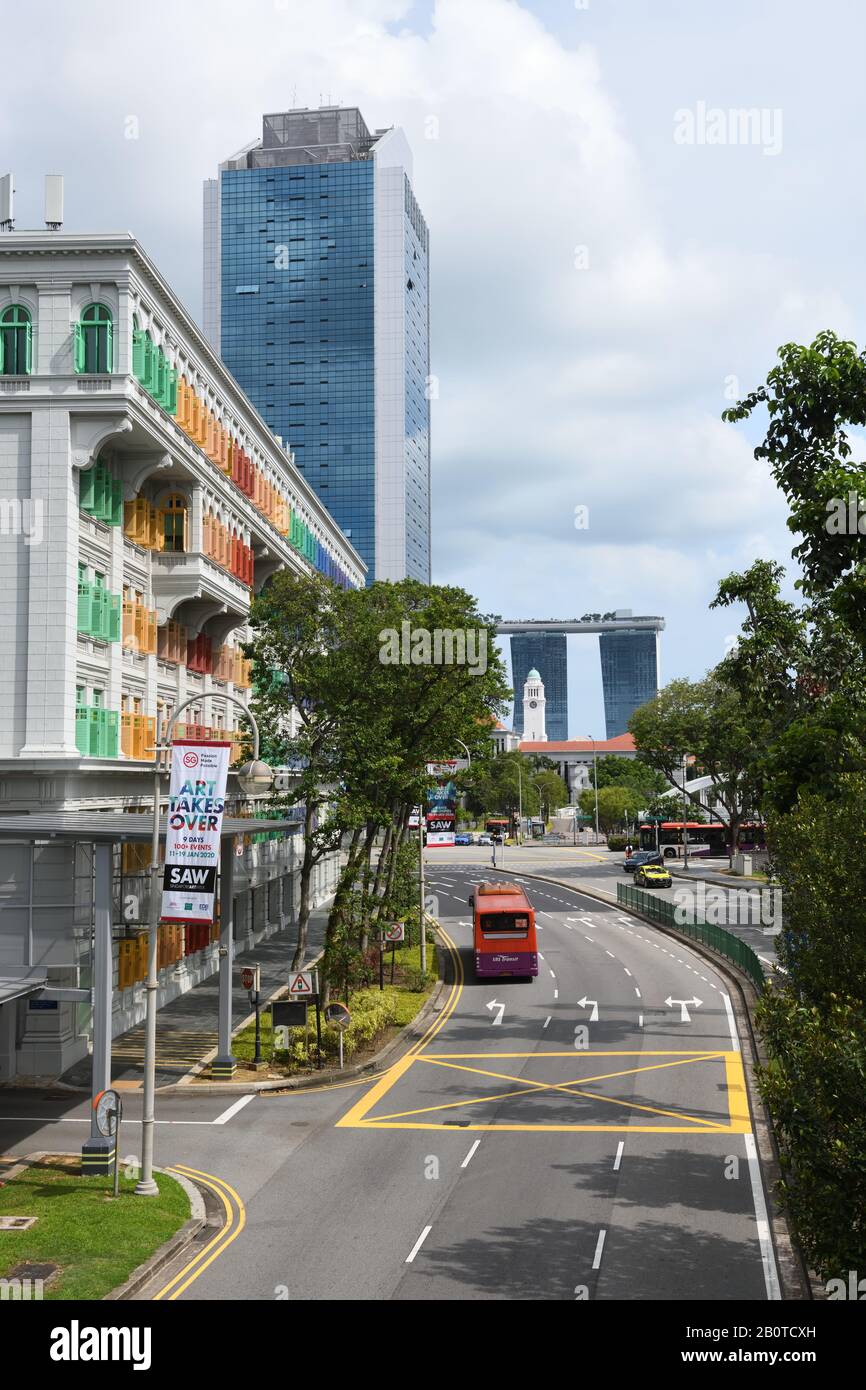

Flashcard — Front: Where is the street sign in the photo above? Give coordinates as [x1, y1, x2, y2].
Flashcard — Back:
[241, 966, 259, 992]
[324, 1002, 351, 1031]
[383, 923, 405, 944]
[289, 970, 316, 998]
[273, 1000, 307, 1028]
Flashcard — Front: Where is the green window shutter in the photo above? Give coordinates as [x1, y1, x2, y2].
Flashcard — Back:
[166, 366, 178, 415]
[23, 320, 32, 374]
[107, 593, 121, 642]
[144, 337, 157, 393]
[75, 706, 90, 756]
[88, 708, 102, 757]
[0, 326, 4, 374]
[104, 319, 113, 373]
[77, 581, 94, 635]
[104, 709, 119, 758]
[79, 467, 96, 513]
[73, 322, 85, 373]
[132, 328, 146, 381]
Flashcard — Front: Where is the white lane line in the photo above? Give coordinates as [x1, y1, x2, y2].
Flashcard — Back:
[538, 952, 545, 962]
[543, 1016, 552, 1029]
[554, 989, 559, 1000]
[461, 1140, 481, 1169]
[634, 987, 641, 998]
[613, 1141, 624, 1171]
[406, 1226, 433, 1263]
[744, 1133, 782, 1300]
[0, 1116, 215, 1125]
[549, 969, 556, 979]
[623, 968, 632, 977]
[722, 993, 740, 1052]
[584, 935, 595, 942]
[605, 950, 615, 958]
[213, 1094, 255, 1125]
[592, 1229, 607, 1270]
[638, 1013, 644, 1026]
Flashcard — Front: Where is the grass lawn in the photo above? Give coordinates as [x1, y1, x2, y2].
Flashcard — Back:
[0, 1155, 190, 1300]
[230, 933, 438, 1075]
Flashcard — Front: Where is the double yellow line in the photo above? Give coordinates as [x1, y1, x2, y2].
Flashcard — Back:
[152, 1165, 245, 1300]
[407, 923, 464, 1056]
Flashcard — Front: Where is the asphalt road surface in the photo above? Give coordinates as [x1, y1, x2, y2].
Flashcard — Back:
[0, 856, 779, 1302]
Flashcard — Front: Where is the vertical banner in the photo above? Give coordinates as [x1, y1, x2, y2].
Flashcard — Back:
[425, 761, 458, 848]
[161, 740, 231, 925]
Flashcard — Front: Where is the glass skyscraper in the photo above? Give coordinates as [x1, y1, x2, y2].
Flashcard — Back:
[510, 633, 568, 742]
[599, 628, 660, 737]
[203, 106, 431, 582]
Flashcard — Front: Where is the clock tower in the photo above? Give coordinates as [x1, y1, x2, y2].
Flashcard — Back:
[522, 668, 547, 742]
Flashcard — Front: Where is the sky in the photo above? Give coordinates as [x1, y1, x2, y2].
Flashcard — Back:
[3, 0, 864, 735]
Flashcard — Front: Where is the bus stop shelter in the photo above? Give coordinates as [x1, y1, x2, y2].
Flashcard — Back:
[0, 812, 298, 1171]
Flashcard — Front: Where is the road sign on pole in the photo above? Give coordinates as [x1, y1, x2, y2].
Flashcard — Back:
[383, 923, 405, 943]
[289, 969, 316, 998]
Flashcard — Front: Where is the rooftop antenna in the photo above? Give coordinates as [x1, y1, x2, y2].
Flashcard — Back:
[0, 174, 13, 231]
[44, 174, 63, 230]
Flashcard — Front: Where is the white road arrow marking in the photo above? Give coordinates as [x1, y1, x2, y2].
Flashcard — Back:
[577, 996, 599, 1022]
[486, 998, 505, 1026]
[665, 995, 702, 1023]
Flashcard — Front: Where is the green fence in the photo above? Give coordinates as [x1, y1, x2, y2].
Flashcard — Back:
[617, 882, 766, 993]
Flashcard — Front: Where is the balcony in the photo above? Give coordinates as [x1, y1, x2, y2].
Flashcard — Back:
[75, 705, 120, 758]
[150, 550, 252, 628]
[77, 582, 121, 643]
[122, 601, 158, 656]
[120, 713, 156, 760]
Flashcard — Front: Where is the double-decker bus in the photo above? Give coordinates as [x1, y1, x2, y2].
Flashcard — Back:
[468, 881, 538, 979]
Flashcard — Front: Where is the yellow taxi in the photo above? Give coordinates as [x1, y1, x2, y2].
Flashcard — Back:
[634, 863, 672, 889]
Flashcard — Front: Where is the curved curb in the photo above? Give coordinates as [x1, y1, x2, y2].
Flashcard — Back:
[104, 1165, 208, 1302]
[498, 866, 812, 1303]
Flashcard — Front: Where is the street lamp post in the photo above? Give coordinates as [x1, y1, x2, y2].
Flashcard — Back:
[588, 736, 599, 840]
[136, 693, 269, 1197]
[682, 753, 690, 872]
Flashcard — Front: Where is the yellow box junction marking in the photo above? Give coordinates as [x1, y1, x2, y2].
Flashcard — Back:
[336, 1049, 750, 1133]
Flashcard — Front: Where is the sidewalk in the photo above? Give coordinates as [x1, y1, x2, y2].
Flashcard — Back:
[59, 898, 332, 1091]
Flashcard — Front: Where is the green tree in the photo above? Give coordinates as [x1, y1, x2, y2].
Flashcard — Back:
[719, 333, 866, 1279]
[532, 769, 568, 821]
[579, 783, 642, 834]
[629, 676, 759, 860]
[591, 754, 670, 801]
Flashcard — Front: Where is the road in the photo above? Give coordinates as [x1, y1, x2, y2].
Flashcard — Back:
[0, 853, 779, 1301]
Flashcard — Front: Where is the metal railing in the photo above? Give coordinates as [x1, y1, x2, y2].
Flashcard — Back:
[617, 883, 766, 993]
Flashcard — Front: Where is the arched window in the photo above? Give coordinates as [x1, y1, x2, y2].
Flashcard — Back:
[0, 305, 32, 375]
[76, 303, 113, 374]
[162, 492, 187, 553]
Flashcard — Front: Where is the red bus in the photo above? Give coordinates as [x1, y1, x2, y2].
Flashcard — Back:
[485, 817, 511, 839]
[468, 881, 538, 980]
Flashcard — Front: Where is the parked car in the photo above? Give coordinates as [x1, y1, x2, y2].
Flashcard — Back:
[455, 833, 471, 846]
[623, 851, 663, 873]
[634, 863, 672, 889]
[477, 833, 493, 845]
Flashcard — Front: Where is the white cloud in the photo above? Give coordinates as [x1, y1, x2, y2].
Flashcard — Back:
[2, 0, 855, 734]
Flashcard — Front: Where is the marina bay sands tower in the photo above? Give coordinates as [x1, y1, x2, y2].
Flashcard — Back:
[503, 611, 663, 741]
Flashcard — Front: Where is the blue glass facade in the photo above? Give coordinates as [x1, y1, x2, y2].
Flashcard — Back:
[599, 630, 659, 738]
[511, 633, 568, 742]
[219, 160, 376, 573]
[211, 109, 430, 584]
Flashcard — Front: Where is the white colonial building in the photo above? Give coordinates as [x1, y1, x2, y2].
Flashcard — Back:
[0, 230, 364, 1082]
